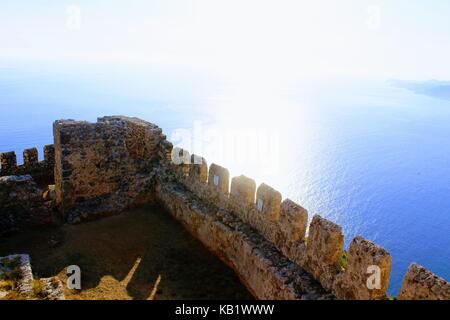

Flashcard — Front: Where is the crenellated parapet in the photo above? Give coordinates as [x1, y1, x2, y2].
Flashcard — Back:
[164, 147, 449, 300]
[0, 145, 55, 186]
[2, 116, 448, 300]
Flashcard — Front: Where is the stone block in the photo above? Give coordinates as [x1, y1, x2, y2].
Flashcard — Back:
[23, 148, 39, 167]
[255, 183, 281, 222]
[398, 263, 450, 300]
[279, 199, 308, 243]
[333, 236, 392, 300]
[229, 175, 256, 222]
[208, 163, 229, 195]
[44, 144, 55, 165]
[0, 175, 51, 234]
[171, 147, 190, 178]
[189, 154, 208, 183]
[0, 151, 17, 175]
[305, 215, 344, 290]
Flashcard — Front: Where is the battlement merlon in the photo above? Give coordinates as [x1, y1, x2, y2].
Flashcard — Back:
[0, 145, 55, 186]
[0, 151, 17, 175]
[23, 148, 39, 167]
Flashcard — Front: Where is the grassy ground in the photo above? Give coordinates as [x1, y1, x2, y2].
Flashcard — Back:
[0, 204, 253, 300]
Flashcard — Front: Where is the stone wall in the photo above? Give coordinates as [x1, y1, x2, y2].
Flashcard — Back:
[155, 182, 333, 300]
[0, 145, 55, 187]
[0, 175, 52, 235]
[2, 115, 448, 300]
[53, 116, 164, 223]
[165, 146, 449, 300]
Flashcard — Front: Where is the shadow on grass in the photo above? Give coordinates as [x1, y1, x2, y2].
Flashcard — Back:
[0, 203, 253, 300]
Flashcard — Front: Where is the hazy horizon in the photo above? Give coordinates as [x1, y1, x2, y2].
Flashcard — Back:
[0, 1, 449, 297]
[1, 0, 450, 82]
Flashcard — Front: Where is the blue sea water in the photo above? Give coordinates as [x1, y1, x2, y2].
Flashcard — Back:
[0, 60, 449, 296]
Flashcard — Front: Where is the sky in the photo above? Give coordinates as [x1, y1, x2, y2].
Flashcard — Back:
[1, 0, 450, 80]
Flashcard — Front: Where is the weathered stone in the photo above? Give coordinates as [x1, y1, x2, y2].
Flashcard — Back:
[23, 148, 39, 167]
[179, 154, 208, 198]
[53, 116, 162, 222]
[15, 254, 34, 294]
[42, 184, 56, 202]
[398, 263, 450, 300]
[0, 151, 17, 175]
[3, 115, 448, 301]
[44, 144, 55, 166]
[273, 199, 309, 264]
[305, 215, 344, 291]
[159, 140, 173, 163]
[40, 277, 65, 300]
[255, 183, 282, 222]
[171, 147, 190, 178]
[333, 236, 392, 300]
[189, 154, 208, 183]
[1, 255, 65, 300]
[0, 254, 34, 294]
[251, 183, 282, 243]
[279, 199, 308, 243]
[202, 163, 230, 208]
[0, 175, 52, 235]
[208, 163, 229, 195]
[229, 175, 256, 222]
[156, 181, 333, 300]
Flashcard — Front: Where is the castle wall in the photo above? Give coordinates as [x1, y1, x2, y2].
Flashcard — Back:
[0, 175, 52, 235]
[164, 147, 448, 300]
[3, 116, 448, 300]
[0, 145, 55, 187]
[155, 181, 333, 300]
[53, 116, 164, 223]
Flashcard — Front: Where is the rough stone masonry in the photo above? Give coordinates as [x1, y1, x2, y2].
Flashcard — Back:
[0, 115, 449, 300]
[53, 116, 163, 223]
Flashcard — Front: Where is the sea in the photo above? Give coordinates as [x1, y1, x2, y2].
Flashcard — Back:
[0, 60, 449, 296]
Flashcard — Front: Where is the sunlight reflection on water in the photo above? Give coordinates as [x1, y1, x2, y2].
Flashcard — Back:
[1, 63, 449, 295]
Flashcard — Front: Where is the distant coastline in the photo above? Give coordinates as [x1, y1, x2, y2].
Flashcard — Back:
[389, 79, 450, 101]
